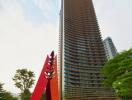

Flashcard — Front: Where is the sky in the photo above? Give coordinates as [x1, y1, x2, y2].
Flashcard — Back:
[0, 0, 132, 94]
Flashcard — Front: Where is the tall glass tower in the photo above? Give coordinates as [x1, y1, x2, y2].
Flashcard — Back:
[59, 0, 114, 99]
[103, 37, 118, 60]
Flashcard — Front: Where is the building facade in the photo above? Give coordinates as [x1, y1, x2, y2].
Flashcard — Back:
[59, 0, 114, 99]
[103, 37, 118, 60]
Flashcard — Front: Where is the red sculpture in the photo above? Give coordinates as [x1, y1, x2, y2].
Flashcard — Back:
[31, 51, 60, 100]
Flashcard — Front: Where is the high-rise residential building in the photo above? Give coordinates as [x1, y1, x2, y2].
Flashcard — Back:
[59, 0, 114, 99]
[103, 37, 118, 60]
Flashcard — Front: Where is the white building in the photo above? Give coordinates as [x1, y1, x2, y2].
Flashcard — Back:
[103, 37, 118, 60]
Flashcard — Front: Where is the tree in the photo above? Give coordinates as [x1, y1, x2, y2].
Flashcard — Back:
[0, 82, 17, 100]
[21, 89, 31, 100]
[102, 49, 132, 98]
[0, 83, 5, 99]
[41, 93, 46, 100]
[12, 69, 35, 100]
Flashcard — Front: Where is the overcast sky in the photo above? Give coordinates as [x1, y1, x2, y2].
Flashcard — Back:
[0, 0, 132, 94]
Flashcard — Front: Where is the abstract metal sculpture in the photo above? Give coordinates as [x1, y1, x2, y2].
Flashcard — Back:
[31, 51, 59, 100]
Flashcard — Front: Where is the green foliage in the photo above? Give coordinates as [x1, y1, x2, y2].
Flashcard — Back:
[0, 83, 17, 100]
[20, 89, 31, 100]
[41, 93, 46, 100]
[102, 48, 132, 97]
[12, 68, 35, 99]
[13, 69, 35, 92]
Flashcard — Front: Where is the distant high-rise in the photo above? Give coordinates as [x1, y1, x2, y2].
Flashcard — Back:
[59, 0, 114, 99]
[103, 37, 118, 60]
